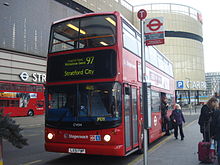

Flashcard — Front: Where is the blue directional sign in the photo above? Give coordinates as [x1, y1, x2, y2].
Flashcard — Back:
[176, 81, 184, 88]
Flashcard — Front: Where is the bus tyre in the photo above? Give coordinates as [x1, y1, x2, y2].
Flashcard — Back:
[27, 110, 34, 116]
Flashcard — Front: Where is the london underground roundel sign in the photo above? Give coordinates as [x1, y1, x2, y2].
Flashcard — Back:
[147, 18, 163, 31]
[145, 17, 164, 33]
[20, 72, 29, 81]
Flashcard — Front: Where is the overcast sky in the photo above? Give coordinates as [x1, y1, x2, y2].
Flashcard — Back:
[126, 0, 219, 73]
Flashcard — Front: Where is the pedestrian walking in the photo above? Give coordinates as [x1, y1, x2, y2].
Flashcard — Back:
[198, 97, 218, 142]
[170, 104, 185, 140]
[211, 103, 220, 165]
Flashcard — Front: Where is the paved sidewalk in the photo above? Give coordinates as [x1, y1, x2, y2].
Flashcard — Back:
[137, 116, 218, 165]
[182, 105, 202, 115]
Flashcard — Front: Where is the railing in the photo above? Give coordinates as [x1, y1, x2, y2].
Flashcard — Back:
[114, 0, 133, 11]
[116, 1, 202, 23]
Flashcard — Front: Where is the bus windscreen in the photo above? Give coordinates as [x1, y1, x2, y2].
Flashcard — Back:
[46, 82, 122, 130]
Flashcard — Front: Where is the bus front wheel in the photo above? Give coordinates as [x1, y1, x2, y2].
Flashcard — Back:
[27, 110, 34, 116]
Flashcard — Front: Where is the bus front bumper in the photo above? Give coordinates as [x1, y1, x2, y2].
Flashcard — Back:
[45, 142, 124, 156]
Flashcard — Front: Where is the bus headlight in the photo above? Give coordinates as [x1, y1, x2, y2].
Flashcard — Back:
[104, 134, 111, 142]
[47, 133, 54, 140]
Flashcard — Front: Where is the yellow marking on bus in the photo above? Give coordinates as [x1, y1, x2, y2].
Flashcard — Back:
[0, 160, 3, 165]
[127, 119, 197, 165]
[22, 160, 42, 165]
[97, 117, 105, 121]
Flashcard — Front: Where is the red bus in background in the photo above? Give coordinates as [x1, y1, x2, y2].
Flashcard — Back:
[0, 81, 45, 117]
[45, 11, 175, 156]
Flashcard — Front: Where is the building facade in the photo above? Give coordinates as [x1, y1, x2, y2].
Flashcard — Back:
[205, 72, 220, 96]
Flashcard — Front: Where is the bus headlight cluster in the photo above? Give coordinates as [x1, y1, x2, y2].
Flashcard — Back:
[104, 134, 111, 142]
[47, 133, 54, 140]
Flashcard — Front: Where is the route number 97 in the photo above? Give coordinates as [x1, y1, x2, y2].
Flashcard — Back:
[86, 56, 94, 64]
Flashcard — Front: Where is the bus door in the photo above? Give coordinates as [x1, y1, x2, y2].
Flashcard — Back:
[124, 85, 139, 152]
[149, 90, 162, 142]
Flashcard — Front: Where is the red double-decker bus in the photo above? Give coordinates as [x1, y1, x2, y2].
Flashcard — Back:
[45, 11, 175, 156]
[0, 81, 45, 117]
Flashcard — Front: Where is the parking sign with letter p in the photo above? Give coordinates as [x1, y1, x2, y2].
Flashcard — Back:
[176, 81, 184, 88]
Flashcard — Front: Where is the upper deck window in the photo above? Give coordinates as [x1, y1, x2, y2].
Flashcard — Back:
[50, 15, 116, 53]
[122, 21, 141, 57]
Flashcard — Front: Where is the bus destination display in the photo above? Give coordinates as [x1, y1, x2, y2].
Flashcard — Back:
[64, 56, 95, 77]
[47, 49, 117, 82]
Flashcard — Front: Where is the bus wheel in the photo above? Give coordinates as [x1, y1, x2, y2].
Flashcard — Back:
[27, 110, 34, 116]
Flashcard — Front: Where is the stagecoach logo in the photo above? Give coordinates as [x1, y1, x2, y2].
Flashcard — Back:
[64, 134, 88, 139]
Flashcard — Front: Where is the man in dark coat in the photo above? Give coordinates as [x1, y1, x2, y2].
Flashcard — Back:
[211, 108, 220, 165]
[161, 96, 170, 135]
[171, 104, 185, 140]
[198, 97, 218, 142]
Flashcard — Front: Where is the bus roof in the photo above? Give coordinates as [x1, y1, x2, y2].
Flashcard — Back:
[53, 11, 121, 25]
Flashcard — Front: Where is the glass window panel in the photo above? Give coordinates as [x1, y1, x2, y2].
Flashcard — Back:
[50, 15, 116, 52]
[47, 82, 122, 121]
[123, 22, 139, 55]
[151, 91, 160, 112]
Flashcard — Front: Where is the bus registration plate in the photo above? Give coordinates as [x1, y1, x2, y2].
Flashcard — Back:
[68, 148, 86, 154]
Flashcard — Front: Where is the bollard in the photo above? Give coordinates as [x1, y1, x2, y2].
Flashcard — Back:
[0, 137, 3, 165]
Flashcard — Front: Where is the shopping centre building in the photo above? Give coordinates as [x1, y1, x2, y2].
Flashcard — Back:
[0, 0, 206, 104]
[132, 3, 206, 104]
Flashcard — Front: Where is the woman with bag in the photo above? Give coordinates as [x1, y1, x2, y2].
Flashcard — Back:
[198, 97, 218, 142]
[171, 104, 185, 140]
